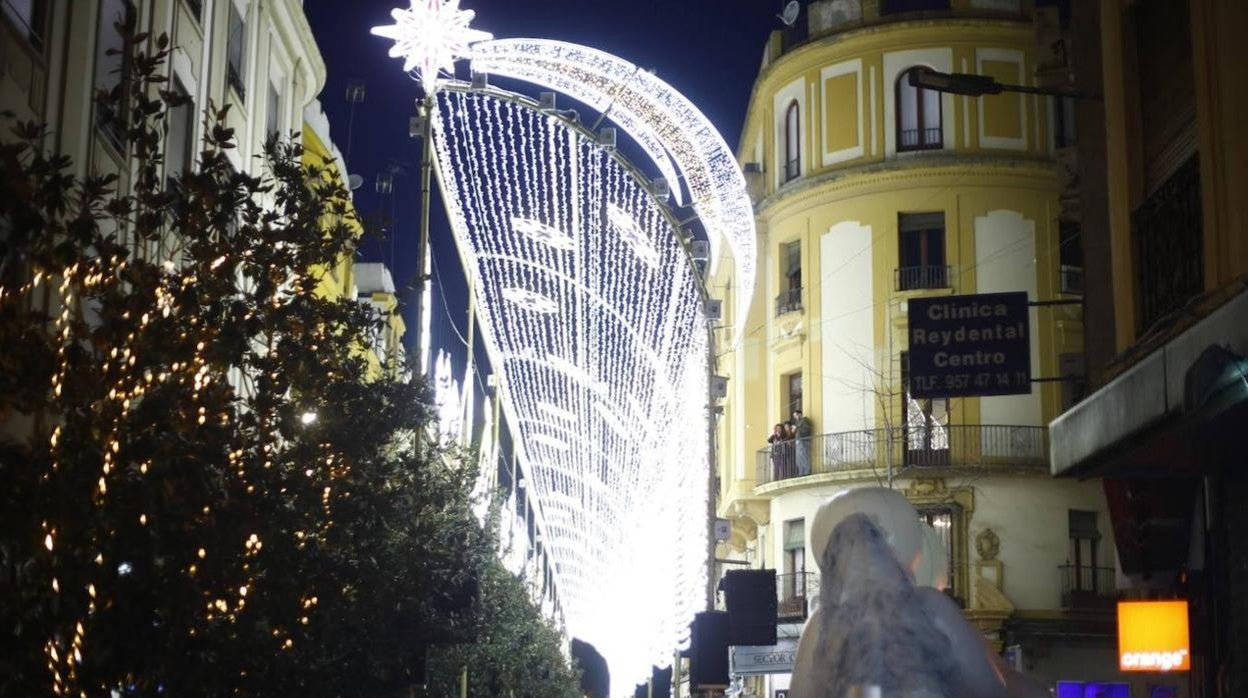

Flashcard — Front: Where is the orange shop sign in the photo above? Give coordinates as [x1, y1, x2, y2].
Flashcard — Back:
[1117, 600, 1191, 672]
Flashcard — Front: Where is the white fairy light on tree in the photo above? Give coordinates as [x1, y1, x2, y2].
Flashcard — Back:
[369, 0, 493, 93]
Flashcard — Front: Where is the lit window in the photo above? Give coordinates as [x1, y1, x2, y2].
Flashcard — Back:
[896, 67, 942, 151]
[93, 0, 135, 149]
[166, 79, 195, 183]
[266, 81, 282, 140]
[227, 2, 247, 100]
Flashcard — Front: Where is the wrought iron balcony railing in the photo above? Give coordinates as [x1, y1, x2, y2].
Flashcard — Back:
[777, 572, 818, 620]
[898, 127, 943, 151]
[1133, 154, 1202, 334]
[756, 425, 1049, 486]
[895, 264, 952, 291]
[1059, 564, 1116, 610]
[775, 287, 803, 316]
[783, 157, 801, 183]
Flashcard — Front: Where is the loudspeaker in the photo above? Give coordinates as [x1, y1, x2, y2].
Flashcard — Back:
[651, 665, 672, 698]
[719, 569, 778, 646]
[689, 611, 730, 689]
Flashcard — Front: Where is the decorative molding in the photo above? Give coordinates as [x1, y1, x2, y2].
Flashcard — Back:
[819, 58, 865, 166]
[976, 527, 1001, 561]
[974, 572, 1014, 611]
[754, 155, 1059, 221]
[773, 76, 808, 190]
[975, 47, 1027, 151]
[905, 477, 947, 497]
[882, 47, 954, 158]
[869, 65, 878, 157]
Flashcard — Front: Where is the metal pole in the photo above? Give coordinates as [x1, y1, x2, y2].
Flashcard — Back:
[461, 273, 476, 442]
[707, 322, 718, 612]
[415, 96, 434, 378]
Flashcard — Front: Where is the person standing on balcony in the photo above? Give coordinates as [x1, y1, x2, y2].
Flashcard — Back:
[793, 410, 813, 476]
[768, 423, 789, 480]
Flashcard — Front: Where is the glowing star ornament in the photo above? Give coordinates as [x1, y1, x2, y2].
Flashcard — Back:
[370, 0, 493, 93]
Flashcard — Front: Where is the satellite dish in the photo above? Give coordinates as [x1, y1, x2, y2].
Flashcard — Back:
[779, 0, 801, 26]
[348, 173, 364, 191]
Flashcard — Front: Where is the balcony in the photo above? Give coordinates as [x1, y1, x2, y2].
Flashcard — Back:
[777, 572, 818, 621]
[783, 157, 800, 184]
[1133, 154, 1202, 334]
[898, 127, 943, 152]
[1059, 564, 1116, 611]
[775, 287, 803, 316]
[756, 425, 1049, 486]
[895, 264, 952, 291]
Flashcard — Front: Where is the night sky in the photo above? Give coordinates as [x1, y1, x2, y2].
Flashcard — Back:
[303, 0, 778, 378]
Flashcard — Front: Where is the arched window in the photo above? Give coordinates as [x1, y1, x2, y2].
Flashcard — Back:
[896, 67, 943, 151]
[783, 100, 800, 182]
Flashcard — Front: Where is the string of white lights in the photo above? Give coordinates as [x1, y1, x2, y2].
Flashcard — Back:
[469, 38, 757, 346]
[431, 88, 709, 693]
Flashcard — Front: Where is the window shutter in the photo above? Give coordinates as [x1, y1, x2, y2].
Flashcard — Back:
[1069, 510, 1099, 539]
[784, 519, 805, 550]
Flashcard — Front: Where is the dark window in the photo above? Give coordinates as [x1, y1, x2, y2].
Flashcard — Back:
[785, 372, 803, 416]
[896, 67, 942, 151]
[881, 0, 951, 14]
[1059, 352, 1086, 411]
[183, 0, 202, 22]
[897, 212, 948, 290]
[781, 519, 807, 615]
[776, 240, 803, 315]
[227, 2, 247, 100]
[166, 79, 194, 184]
[1053, 96, 1077, 148]
[783, 519, 805, 575]
[93, 0, 136, 151]
[900, 351, 949, 466]
[1067, 510, 1101, 593]
[1133, 0, 1196, 193]
[785, 240, 801, 291]
[1059, 221, 1083, 295]
[783, 100, 800, 183]
[2, 0, 47, 51]
[265, 81, 282, 140]
[1059, 221, 1082, 269]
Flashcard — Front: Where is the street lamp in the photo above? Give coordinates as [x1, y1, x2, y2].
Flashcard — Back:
[908, 67, 1098, 99]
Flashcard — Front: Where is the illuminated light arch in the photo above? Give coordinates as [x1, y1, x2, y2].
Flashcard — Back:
[511, 216, 577, 250]
[469, 38, 757, 345]
[430, 86, 709, 692]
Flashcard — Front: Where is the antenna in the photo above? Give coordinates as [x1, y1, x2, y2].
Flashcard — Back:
[779, 0, 801, 26]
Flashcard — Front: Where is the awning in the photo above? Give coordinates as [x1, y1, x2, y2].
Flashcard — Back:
[1050, 285, 1248, 478]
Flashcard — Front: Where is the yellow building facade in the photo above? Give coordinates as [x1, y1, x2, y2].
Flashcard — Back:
[713, 1, 1140, 693]
[302, 102, 407, 379]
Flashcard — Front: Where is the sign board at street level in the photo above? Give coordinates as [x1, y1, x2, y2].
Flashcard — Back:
[907, 292, 1030, 398]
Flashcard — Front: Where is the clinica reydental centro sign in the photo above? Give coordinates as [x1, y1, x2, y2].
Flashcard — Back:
[907, 292, 1031, 398]
[1117, 600, 1191, 672]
